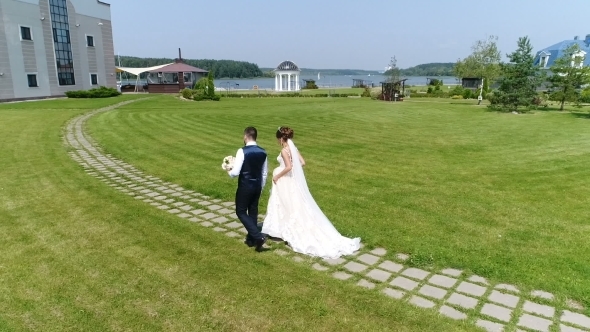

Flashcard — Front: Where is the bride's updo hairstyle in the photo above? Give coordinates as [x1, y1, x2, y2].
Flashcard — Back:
[276, 126, 294, 141]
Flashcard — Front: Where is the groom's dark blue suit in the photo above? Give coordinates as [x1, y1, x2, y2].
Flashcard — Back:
[235, 144, 267, 242]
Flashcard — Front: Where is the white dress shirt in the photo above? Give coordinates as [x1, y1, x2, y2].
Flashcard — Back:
[228, 141, 268, 188]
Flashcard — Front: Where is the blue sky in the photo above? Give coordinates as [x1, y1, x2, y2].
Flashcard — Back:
[110, 0, 590, 70]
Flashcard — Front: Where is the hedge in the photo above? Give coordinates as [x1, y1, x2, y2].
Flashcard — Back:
[65, 86, 121, 98]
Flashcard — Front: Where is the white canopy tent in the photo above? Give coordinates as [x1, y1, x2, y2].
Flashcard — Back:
[115, 63, 173, 92]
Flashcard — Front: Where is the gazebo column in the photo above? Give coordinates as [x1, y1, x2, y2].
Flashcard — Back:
[279, 74, 283, 91]
[275, 74, 278, 91]
[295, 74, 299, 90]
[288, 74, 291, 91]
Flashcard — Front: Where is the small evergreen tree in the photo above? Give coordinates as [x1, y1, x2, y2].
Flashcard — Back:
[492, 36, 545, 113]
[547, 43, 590, 111]
[206, 71, 216, 98]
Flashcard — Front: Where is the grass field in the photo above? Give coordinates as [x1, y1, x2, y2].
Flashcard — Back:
[85, 95, 590, 310]
[0, 96, 480, 331]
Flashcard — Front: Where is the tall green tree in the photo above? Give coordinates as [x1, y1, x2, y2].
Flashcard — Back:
[386, 56, 401, 83]
[547, 43, 590, 111]
[492, 36, 545, 113]
[454, 35, 502, 93]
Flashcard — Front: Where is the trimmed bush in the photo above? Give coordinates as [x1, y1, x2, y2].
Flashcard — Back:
[462, 89, 473, 99]
[181, 88, 193, 99]
[65, 86, 121, 98]
[361, 88, 371, 97]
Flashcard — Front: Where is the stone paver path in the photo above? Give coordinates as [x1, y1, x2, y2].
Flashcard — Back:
[64, 100, 590, 332]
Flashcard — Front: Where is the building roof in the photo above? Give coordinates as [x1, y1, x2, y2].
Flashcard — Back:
[534, 35, 590, 68]
[149, 62, 208, 73]
[117, 63, 173, 76]
[275, 60, 300, 71]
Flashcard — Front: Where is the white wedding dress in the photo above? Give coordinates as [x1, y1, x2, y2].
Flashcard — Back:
[262, 139, 361, 259]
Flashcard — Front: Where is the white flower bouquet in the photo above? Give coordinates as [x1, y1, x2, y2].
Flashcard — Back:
[221, 156, 235, 171]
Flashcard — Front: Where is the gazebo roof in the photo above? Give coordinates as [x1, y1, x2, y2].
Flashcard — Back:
[149, 62, 208, 73]
[275, 60, 300, 71]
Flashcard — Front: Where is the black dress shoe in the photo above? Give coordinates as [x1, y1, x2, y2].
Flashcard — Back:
[244, 238, 255, 247]
[255, 236, 267, 252]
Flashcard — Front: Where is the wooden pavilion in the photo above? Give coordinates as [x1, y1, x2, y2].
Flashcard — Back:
[145, 49, 208, 93]
[352, 79, 373, 88]
[380, 79, 407, 101]
[461, 77, 481, 90]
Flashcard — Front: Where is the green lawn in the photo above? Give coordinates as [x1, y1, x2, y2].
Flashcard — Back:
[86, 95, 590, 311]
[0, 96, 477, 331]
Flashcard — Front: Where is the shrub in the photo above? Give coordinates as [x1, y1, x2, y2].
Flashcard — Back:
[427, 87, 433, 94]
[533, 92, 549, 108]
[65, 86, 121, 98]
[181, 88, 193, 99]
[451, 95, 464, 99]
[449, 85, 465, 97]
[361, 88, 371, 97]
[462, 89, 473, 99]
[580, 87, 590, 103]
[194, 77, 208, 92]
[428, 79, 443, 86]
[430, 90, 448, 98]
[191, 72, 219, 101]
[193, 90, 204, 101]
[302, 81, 318, 89]
[487, 92, 498, 105]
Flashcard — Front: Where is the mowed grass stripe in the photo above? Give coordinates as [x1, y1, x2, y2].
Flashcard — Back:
[0, 98, 476, 331]
[88, 96, 590, 307]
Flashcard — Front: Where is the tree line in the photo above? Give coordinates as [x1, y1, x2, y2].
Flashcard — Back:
[384, 63, 455, 77]
[116, 56, 264, 79]
[399, 63, 455, 76]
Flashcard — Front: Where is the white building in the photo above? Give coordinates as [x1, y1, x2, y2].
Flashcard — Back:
[0, 0, 116, 101]
[274, 60, 300, 92]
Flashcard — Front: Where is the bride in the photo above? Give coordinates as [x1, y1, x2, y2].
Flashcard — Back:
[262, 127, 361, 259]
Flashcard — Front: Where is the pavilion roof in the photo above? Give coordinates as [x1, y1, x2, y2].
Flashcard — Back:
[149, 62, 208, 73]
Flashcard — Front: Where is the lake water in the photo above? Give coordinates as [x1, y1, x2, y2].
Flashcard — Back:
[118, 75, 461, 90]
[214, 75, 460, 90]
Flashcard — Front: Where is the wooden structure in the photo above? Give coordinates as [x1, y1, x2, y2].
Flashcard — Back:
[380, 79, 407, 101]
[146, 48, 208, 93]
[461, 77, 481, 90]
[352, 79, 373, 88]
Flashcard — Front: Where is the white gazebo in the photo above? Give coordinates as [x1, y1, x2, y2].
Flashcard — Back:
[274, 60, 301, 91]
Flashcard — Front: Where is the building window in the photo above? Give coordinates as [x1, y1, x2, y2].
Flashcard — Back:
[90, 74, 98, 85]
[572, 51, 586, 68]
[86, 35, 94, 47]
[27, 74, 38, 87]
[20, 26, 32, 41]
[540, 56, 548, 68]
[50, 0, 76, 86]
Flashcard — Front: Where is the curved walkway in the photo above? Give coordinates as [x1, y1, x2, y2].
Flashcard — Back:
[64, 99, 589, 332]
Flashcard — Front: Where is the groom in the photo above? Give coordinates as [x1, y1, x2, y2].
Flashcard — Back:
[227, 127, 268, 252]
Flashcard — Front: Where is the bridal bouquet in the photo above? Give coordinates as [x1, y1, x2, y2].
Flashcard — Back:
[221, 156, 235, 171]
